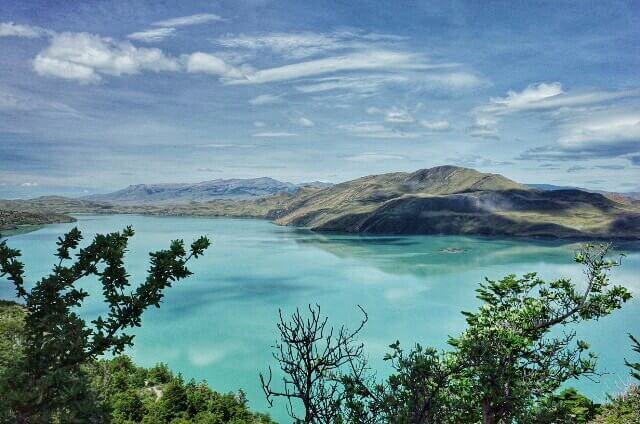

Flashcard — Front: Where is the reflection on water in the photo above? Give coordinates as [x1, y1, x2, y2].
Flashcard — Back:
[2, 215, 639, 421]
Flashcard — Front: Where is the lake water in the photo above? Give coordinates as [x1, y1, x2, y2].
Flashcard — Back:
[2, 214, 639, 421]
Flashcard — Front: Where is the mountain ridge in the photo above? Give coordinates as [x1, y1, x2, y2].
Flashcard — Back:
[1, 166, 639, 240]
[81, 177, 302, 204]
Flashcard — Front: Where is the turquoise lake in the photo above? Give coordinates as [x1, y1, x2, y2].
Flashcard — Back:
[2, 214, 639, 421]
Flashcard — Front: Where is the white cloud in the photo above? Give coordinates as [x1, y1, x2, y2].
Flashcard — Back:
[420, 119, 451, 131]
[520, 110, 640, 161]
[185, 52, 246, 78]
[558, 113, 640, 152]
[128, 27, 176, 43]
[345, 152, 407, 162]
[384, 107, 414, 123]
[0, 86, 78, 114]
[248, 94, 283, 105]
[33, 32, 180, 83]
[153, 14, 223, 28]
[226, 50, 446, 85]
[471, 82, 640, 141]
[339, 121, 421, 138]
[294, 117, 315, 127]
[217, 32, 345, 59]
[468, 116, 499, 139]
[478, 82, 640, 116]
[20, 182, 39, 187]
[253, 121, 266, 127]
[216, 30, 407, 59]
[295, 75, 408, 94]
[0, 22, 47, 38]
[252, 131, 297, 137]
[422, 72, 486, 90]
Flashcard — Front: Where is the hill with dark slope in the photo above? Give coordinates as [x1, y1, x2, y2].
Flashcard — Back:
[0, 209, 75, 231]
[1, 166, 638, 240]
[273, 166, 640, 240]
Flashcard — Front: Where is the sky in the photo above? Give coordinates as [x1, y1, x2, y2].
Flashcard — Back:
[0, 0, 639, 197]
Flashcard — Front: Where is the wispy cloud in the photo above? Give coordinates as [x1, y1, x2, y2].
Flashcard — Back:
[384, 107, 415, 123]
[33, 32, 179, 83]
[248, 94, 283, 105]
[295, 75, 408, 94]
[345, 152, 407, 162]
[420, 120, 451, 131]
[294, 117, 315, 127]
[0, 22, 48, 38]
[153, 13, 223, 28]
[467, 116, 499, 139]
[472, 82, 640, 142]
[519, 110, 640, 163]
[339, 121, 421, 138]
[216, 30, 406, 59]
[0, 86, 78, 115]
[128, 27, 176, 43]
[477, 82, 640, 116]
[446, 154, 512, 168]
[252, 131, 297, 137]
[225, 50, 449, 85]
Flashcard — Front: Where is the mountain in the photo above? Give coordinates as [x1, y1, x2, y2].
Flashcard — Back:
[82, 177, 299, 205]
[0, 208, 75, 232]
[272, 166, 640, 240]
[2, 166, 639, 240]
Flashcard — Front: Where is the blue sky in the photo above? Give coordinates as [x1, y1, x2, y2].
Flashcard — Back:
[1, 0, 639, 197]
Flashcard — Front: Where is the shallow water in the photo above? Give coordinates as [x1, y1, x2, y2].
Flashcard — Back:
[2, 214, 639, 421]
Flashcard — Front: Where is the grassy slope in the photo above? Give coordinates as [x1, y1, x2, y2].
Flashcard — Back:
[273, 167, 640, 239]
[0, 209, 76, 231]
[1, 166, 638, 239]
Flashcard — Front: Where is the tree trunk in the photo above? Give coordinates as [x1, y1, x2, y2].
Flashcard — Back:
[482, 399, 495, 424]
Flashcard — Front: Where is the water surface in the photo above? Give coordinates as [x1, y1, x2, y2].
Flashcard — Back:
[2, 214, 639, 421]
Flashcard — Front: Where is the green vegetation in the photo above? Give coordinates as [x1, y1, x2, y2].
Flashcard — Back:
[0, 226, 213, 422]
[264, 244, 633, 424]
[0, 225, 637, 423]
[626, 334, 640, 381]
[589, 386, 640, 424]
[0, 209, 75, 231]
[0, 300, 274, 423]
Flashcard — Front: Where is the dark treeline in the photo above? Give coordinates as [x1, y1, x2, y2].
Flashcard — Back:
[0, 227, 638, 423]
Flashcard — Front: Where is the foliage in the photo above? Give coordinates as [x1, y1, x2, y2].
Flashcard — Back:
[625, 334, 640, 381]
[0, 226, 210, 423]
[589, 385, 640, 424]
[0, 300, 275, 424]
[85, 356, 276, 424]
[448, 243, 630, 424]
[343, 341, 469, 424]
[530, 388, 600, 423]
[261, 304, 368, 424]
[314, 243, 631, 424]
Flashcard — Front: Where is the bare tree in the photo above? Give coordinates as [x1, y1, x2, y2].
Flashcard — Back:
[260, 304, 368, 424]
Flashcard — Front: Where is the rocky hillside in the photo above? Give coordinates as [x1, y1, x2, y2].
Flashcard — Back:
[273, 166, 640, 240]
[82, 177, 299, 204]
[2, 166, 638, 240]
[0, 209, 75, 231]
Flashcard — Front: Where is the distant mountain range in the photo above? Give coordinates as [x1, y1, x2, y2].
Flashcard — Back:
[2, 166, 639, 239]
[81, 177, 329, 205]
